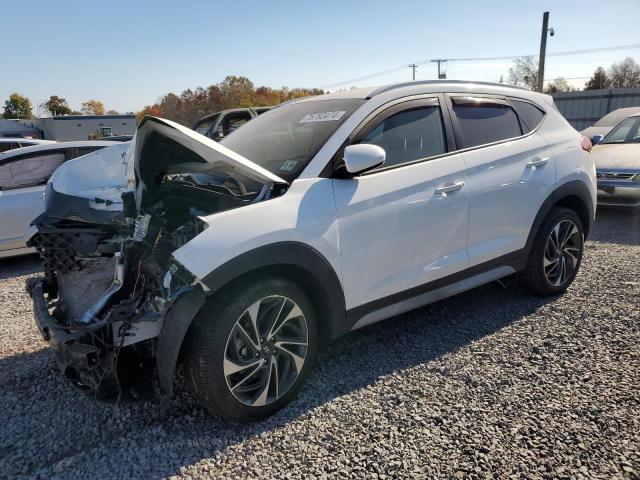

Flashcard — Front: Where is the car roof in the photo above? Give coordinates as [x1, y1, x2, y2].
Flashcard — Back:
[287, 80, 551, 105]
[0, 140, 119, 159]
[594, 107, 640, 126]
[0, 138, 55, 144]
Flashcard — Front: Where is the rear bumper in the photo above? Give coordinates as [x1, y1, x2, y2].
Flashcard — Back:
[596, 180, 640, 207]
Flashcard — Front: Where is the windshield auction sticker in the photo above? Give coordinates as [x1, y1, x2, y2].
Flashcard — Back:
[299, 111, 346, 123]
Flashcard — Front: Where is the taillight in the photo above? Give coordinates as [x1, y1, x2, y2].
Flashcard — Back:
[580, 136, 592, 152]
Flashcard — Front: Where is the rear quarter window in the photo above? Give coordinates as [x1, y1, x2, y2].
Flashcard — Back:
[510, 100, 545, 133]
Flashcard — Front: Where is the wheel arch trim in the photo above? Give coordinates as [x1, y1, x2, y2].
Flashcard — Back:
[526, 180, 594, 252]
[156, 241, 346, 395]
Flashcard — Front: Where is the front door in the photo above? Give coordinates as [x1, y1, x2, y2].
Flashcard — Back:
[333, 98, 469, 311]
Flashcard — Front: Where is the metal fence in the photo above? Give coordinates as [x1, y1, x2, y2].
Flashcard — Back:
[550, 87, 640, 131]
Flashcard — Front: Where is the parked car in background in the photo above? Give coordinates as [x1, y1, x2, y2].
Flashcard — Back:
[28, 80, 596, 422]
[98, 135, 134, 142]
[591, 112, 640, 206]
[0, 138, 56, 153]
[0, 140, 123, 258]
[581, 107, 640, 143]
[192, 106, 272, 140]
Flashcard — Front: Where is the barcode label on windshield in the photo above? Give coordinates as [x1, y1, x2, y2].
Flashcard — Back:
[299, 111, 346, 123]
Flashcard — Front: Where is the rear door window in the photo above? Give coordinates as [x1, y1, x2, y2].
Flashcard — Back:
[450, 97, 522, 148]
[0, 152, 65, 190]
[76, 147, 101, 157]
[0, 142, 21, 152]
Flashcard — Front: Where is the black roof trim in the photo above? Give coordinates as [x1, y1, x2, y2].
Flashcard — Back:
[49, 114, 135, 121]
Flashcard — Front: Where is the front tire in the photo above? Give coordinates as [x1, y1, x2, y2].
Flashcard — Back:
[521, 207, 584, 296]
[185, 276, 318, 423]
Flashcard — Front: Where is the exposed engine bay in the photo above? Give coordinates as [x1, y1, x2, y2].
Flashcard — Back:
[27, 116, 288, 397]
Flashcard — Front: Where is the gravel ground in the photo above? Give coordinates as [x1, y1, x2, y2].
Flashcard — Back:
[0, 207, 638, 479]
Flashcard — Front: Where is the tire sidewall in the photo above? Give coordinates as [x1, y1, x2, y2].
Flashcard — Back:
[190, 276, 318, 423]
[536, 208, 584, 294]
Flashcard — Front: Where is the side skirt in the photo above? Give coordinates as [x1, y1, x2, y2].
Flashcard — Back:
[344, 252, 527, 334]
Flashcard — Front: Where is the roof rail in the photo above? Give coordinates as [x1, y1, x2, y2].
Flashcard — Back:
[368, 80, 530, 98]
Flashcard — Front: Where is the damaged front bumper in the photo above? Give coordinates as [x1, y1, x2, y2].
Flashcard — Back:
[27, 277, 111, 392]
[26, 250, 205, 397]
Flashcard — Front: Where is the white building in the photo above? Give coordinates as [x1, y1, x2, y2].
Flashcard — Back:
[1, 114, 136, 141]
[0, 118, 41, 138]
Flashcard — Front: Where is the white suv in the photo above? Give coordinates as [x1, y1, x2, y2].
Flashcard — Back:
[29, 81, 596, 422]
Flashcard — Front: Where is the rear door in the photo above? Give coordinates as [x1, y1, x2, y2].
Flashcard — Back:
[0, 150, 66, 252]
[445, 95, 554, 266]
[333, 97, 469, 310]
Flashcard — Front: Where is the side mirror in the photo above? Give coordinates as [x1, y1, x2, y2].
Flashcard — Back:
[343, 144, 386, 175]
[591, 135, 604, 145]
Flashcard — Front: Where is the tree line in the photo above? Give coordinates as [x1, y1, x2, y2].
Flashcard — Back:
[1, 75, 323, 124]
[3, 61, 639, 122]
[508, 56, 640, 92]
[136, 75, 324, 126]
[1, 95, 116, 119]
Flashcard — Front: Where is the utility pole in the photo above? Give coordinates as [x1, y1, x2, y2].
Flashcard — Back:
[408, 63, 418, 80]
[537, 11, 550, 92]
[430, 59, 448, 79]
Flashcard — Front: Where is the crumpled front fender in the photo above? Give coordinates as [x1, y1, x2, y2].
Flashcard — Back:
[156, 288, 207, 395]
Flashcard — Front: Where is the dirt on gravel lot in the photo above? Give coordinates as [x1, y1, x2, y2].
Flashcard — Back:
[0, 207, 638, 479]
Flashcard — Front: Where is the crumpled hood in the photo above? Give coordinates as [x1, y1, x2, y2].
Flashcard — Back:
[134, 116, 288, 207]
[49, 142, 131, 210]
[591, 143, 640, 171]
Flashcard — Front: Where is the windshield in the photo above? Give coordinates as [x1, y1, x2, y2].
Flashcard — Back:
[601, 116, 640, 144]
[220, 98, 365, 181]
[193, 114, 219, 136]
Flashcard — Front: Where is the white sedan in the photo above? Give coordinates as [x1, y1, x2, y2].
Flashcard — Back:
[0, 138, 56, 153]
[0, 140, 122, 258]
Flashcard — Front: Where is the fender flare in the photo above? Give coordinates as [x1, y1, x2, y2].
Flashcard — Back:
[156, 241, 345, 395]
[525, 180, 594, 253]
[156, 288, 207, 395]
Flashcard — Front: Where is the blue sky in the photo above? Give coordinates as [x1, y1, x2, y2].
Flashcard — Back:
[2, 0, 639, 113]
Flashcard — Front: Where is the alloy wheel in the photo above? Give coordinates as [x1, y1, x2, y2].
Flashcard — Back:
[223, 295, 308, 407]
[543, 219, 581, 287]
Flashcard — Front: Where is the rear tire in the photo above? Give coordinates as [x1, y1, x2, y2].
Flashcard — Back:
[185, 276, 318, 423]
[520, 207, 584, 296]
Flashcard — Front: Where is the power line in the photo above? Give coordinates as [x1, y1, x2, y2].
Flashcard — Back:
[320, 43, 640, 89]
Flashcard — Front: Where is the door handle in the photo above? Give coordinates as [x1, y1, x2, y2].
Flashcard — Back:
[434, 181, 465, 195]
[526, 157, 550, 168]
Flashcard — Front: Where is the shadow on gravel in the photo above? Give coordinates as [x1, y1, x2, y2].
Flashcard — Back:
[160, 281, 557, 477]
[0, 278, 556, 477]
[3, 209, 634, 477]
[0, 254, 42, 280]
[590, 206, 640, 246]
[0, 348, 50, 388]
